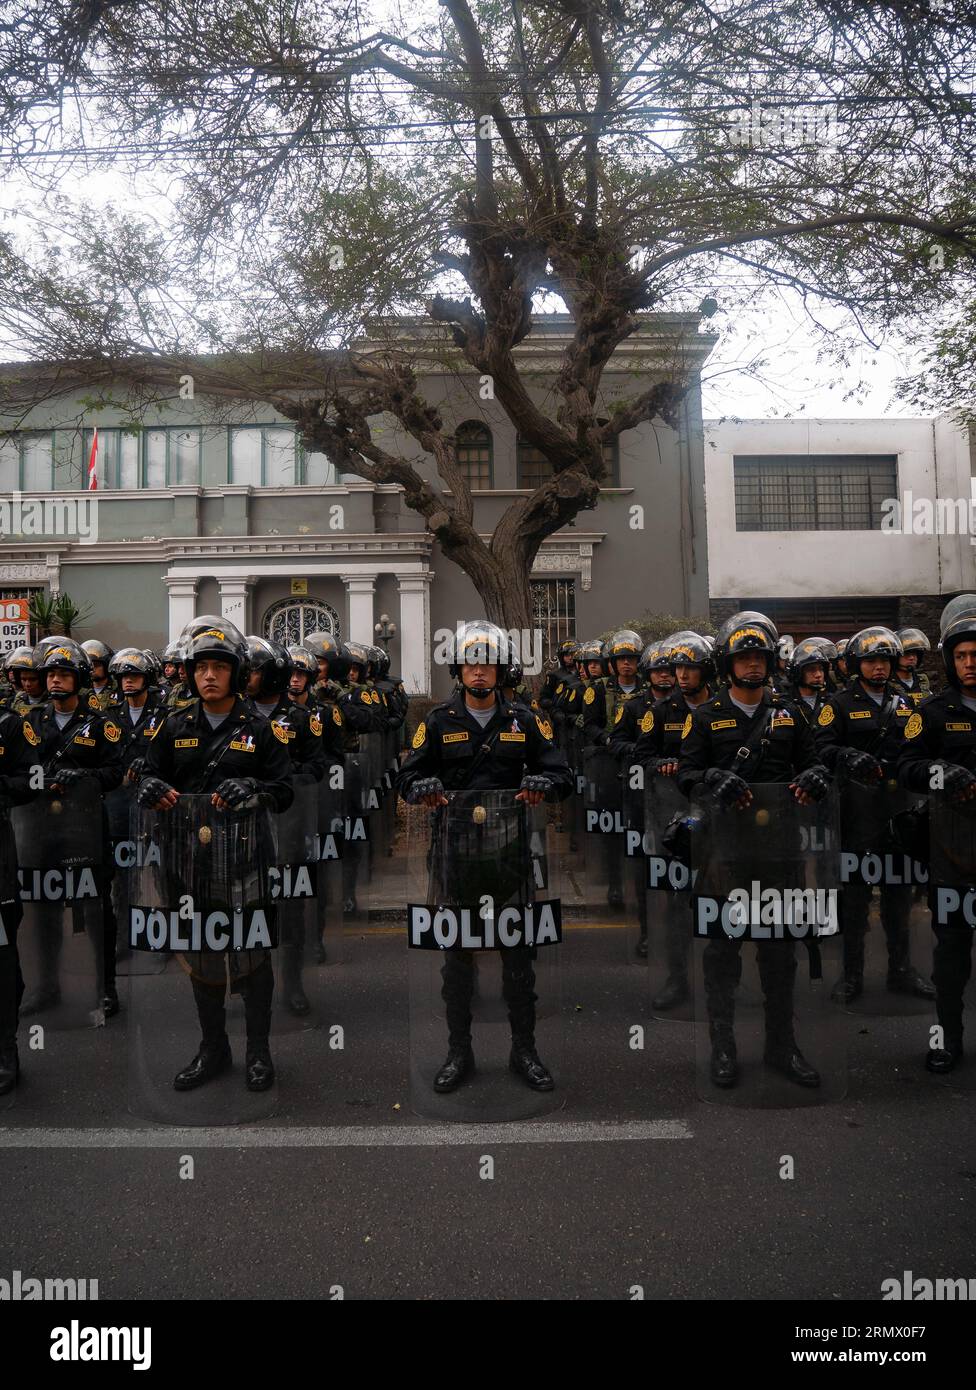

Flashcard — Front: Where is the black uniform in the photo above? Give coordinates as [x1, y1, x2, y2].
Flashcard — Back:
[892, 670, 933, 707]
[0, 712, 41, 1085]
[789, 686, 829, 730]
[396, 690, 572, 1053]
[813, 679, 928, 993]
[140, 695, 293, 1058]
[22, 702, 125, 1010]
[898, 690, 975, 1052]
[677, 686, 825, 1060]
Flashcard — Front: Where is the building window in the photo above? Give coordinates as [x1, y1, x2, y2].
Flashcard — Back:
[455, 422, 493, 489]
[0, 432, 56, 490]
[733, 455, 897, 531]
[142, 427, 202, 487]
[230, 425, 297, 485]
[299, 445, 340, 486]
[517, 436, 619, 488]
[83, 428, 140, 490]
[264, 597, 341, 647]
[532, 579, 576, 661]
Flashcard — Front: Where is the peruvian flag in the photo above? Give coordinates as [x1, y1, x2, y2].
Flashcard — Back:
[87, 427, 98, 491]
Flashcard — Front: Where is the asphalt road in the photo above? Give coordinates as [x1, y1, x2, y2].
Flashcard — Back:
[1, 908, 973, 1303]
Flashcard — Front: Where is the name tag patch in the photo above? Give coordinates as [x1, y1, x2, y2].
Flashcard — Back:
[710, 719, 738, 731]
[500, 732, 526, 742]
[442, 732, 469, 744]
[229, 740, 256, 752]
[947, 722, 972, 732]
[175, 738, 199, 749]
[848, 710, 873, 719]
[73, 736, 96, 747]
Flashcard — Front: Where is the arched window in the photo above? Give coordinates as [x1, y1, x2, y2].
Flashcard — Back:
[263, 597, 341, 648]
[517, 435, 619, 488]
[454, 421, 493, 489]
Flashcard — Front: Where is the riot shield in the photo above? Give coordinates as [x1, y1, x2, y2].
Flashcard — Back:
[634, 776, 697, 1022]
[924, 792, 976, 1087]
[341, 753, 373, 944]
[581, 746, 639, 955]
[404, 789, 563, 1120]
[689, 783, 847, 1108]
[125, 794, 280, 1124]
[0, 810, 20, 1110]
[314, 775, 346, 965]
[837, 779, 933, 1016]
[107, 783, 165, 977]
[264, 778, 326, 1031]
[13, 781, 108, 1030]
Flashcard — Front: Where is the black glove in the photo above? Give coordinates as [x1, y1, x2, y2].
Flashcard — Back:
[839, 747, 882, 783]
[653, 755, 678, 775]
[703, 767, 750, 808]
[406, 777, 445, 804]
[941, 763, 976, 798]
[51, 767, 88, 790]
[126, 756, 147, 781]
[137, 776, 174, 808]
[214, 777, 256, 808]
[793, 764, 830, 801]
[592, 730, 611, 748]
[519, 775, 553, 796]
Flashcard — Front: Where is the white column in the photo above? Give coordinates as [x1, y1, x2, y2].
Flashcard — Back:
[342, 574, 376, 644]
[164, 575, 199, 641]
[397, 573, 432, 695]
[218, 577, 255, 633]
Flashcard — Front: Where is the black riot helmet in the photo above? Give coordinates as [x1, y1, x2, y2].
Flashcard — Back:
[668, 632, 716, 685]
[7, 646, 35, 687]
[556, 639, 578, 670]
[303, 630, 340, 681]
[714, 612, 778, 687]
[184, 623, 250, 696]
[246, 636, 292, 698]
[448, 621, 511, 686]
[81, 638, 114, 672]
[846, 627, 902, 688]
[575, 638, 607, 679]
[789, 636, 837, 687]
[34, 637, 92, 696]
[606, 629, 643, 677]
[109, 647, 154, 690]
[341, 640, 372, 684]
[287, 645, 318, 689]
[940, 596, 976, 688]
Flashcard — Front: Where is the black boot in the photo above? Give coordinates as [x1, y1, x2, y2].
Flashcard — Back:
[887, 965, 936, 999]
[509, 1038, 554, 1091]
[174, 978, 231, 1091]
[239, 960, 276, 1092]
[764, 1043, 821, 1087]
[433, 1044, 474, 1093]
[710, 1032, 738, 1088]
[653, 975, 690, 1010]
[0, 1041, 19, 1096]
[635, 933, 648, 960]
[280, 942, 310, 1017]
[831, 973, 863, 1004]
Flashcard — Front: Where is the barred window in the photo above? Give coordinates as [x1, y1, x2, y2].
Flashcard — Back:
[455, 421, 493, 489]
[532, 579, 576, 661]
[733, 455, 897, 531]
[518, 435, 619, 489]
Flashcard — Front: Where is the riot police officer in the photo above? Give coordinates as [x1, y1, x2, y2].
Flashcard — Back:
[21, 639, 124, 1016]
[814, 627, 935, 1004]
[81, 639, 119, 712]
[541, 640, 579, 714]
[639, 641, 678, 703]
[628, 632, 715, 980]
[787, 637, 837, 728]
[898, 598, 976, 1071]
[287, 646, 319, 709]
[0, 710, 41, 1092]
[396, 620, 573, 1094]
[138, 625, 294, 1092]
[894, 628, 933, 705]
[5, 647, 45, 715]
[677, 613, 831, 1088]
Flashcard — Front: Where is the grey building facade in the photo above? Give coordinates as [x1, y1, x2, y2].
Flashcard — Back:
[0, 315, 714, 695]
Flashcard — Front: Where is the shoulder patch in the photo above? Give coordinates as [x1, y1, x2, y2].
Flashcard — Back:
[23, 720, 39, 746]
[817, 704, 834, 727]
[332, 705, 342, 726]
[412, 721, 426, 750]
[640, 709, 654, 735]
[271, 720, 291, 744]
[614, 704, 624, 725]
[88, 694, 100, 710]
[103, 721, 121, 743]
[904, 711, 923, 740]
[309, 714, 323, 736]
[536, 715, 553, 741]
[681, 713, 692, 740]
[556, 682, 563, 695]
[360, 690, 371, 704]
[583, 687, 596, 706]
